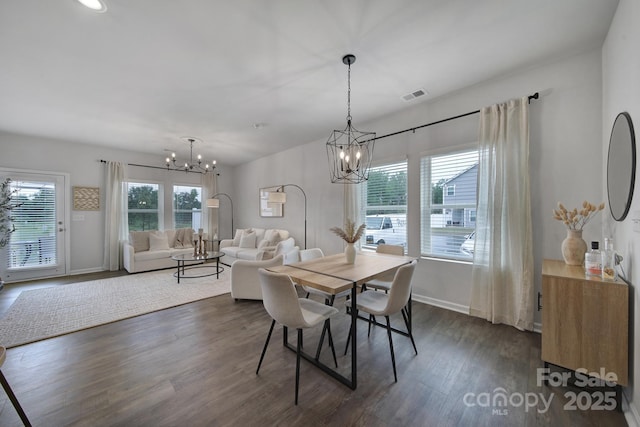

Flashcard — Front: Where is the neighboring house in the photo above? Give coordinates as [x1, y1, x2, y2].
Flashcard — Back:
[442, 163, 478, 228]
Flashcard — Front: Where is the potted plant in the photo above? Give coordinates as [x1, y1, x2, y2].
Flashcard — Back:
[552, 200, 605, 265]
[0, 178, 20, 290]
[330, 219, 366, 264]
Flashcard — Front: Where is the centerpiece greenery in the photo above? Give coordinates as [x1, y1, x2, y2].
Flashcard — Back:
[552, 201, 605, 230]
[330, 219, 366, 243]
[330, 219, 366, 264]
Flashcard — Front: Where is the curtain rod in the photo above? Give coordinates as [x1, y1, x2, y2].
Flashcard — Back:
[99, 159, 219, 175]
[367, 92, 539, 143]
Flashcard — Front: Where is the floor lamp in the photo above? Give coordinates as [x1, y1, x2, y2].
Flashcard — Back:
[206, 193, 234, 239]
[268, 184, 307, 249]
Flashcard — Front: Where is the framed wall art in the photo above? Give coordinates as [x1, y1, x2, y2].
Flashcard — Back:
[73, 186, 100, 211]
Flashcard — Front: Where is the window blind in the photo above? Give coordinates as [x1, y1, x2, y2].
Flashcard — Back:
[362, 160, 407, 250]
[8, 180, 57, 269]
[420, 149, 478, 260]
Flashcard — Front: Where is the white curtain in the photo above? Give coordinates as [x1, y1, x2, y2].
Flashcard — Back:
[103, 161, 127, 271]
[202, 172, 218, 239]
[344, 182, 364, 249]
[469, 97, 534, 331]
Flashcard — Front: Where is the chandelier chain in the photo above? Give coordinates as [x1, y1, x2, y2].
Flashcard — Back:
[347, 62, 352, 123]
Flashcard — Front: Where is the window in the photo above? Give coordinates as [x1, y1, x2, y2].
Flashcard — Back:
[420, 149, 478, 260]
[173, 185, 202, 229]
[6, 180, 56, 269]
[127, 182, 160, 231]
[362, 160, 407, 250]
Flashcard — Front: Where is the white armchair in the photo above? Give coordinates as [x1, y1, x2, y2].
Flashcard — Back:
[230, 254, 284, 301]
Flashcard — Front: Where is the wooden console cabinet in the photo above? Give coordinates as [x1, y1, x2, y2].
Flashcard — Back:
[541, 259, 628, 386]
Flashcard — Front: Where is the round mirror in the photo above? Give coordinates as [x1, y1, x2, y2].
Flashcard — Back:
[607, 112, 636, 221]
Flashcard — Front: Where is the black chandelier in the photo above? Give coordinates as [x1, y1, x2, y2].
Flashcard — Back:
[165, 137, 216, 174]
[326, 54, 375, 184]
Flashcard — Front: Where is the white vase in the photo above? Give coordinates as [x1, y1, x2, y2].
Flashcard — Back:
[561, 229, 587, 266]
[345, 243, 356, 264]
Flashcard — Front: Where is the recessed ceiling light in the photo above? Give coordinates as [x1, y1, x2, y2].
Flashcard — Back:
[75, 0, 107, 12]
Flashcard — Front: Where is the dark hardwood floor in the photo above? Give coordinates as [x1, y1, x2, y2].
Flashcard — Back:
[0, 272, 628, 426]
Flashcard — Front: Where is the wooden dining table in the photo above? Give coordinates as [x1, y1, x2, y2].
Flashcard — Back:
[267, 251, 416, 390]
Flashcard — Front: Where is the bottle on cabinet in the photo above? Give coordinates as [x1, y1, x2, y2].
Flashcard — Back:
[602, 237, 617, 281]
[584, 241, 602, 278]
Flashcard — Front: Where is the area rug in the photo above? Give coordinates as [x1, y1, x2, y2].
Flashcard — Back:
[0, 266, 230, 348]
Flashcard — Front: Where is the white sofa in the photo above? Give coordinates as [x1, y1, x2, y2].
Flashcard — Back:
[123, 228, 197, 273]
[219, 228, 296, 265]
[230, 254, 284, 300]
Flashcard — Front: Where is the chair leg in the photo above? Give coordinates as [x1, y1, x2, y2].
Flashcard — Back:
[368, 314, 373, 337]
[325, 320, 338, 368]
[385, 316, 398, 382]
[256, 319, 275, 375]
[401, 307, 418, 355]
[343, 323, 352, 356]
[295, 329, 302, 405]
[343, 308, 357, 356]
[313, 319, 338, 367]
[305, 292, 310, 299]
[315, 320, 328, 360]
[0, 370, 31, 427]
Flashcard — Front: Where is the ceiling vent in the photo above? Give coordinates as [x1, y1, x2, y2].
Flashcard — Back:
[402, 88, 427, 102]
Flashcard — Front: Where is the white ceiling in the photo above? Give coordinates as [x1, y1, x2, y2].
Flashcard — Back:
[0, 0, 618, 166]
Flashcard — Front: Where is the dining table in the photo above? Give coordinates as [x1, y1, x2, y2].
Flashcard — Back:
[266, 250, 416, 390]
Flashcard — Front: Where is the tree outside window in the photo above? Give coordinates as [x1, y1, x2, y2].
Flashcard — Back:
[127, 183, 159, 231]
[173, 185, 202, 229]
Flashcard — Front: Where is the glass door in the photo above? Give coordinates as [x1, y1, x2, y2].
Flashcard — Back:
[0, 171, 67, 282]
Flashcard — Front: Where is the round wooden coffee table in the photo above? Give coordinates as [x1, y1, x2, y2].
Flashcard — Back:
[171, 251, 225, 283]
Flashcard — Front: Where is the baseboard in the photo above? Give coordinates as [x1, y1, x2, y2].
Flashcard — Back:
[533, 322, 542, 333]
[69, 267, 107, 276]
[412, 295, 542, 334]
[625, 393, 640, 427]
[411, 294, 469, 315]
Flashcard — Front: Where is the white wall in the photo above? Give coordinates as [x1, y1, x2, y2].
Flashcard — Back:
[0, 46, 605, 324]
[232, 48, 604, 323]
[603, 0, 640, 421]
[0, 132, 233, 275]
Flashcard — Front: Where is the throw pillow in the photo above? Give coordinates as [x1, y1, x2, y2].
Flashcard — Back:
[182, 228, 194, 247]
[239, 231, 257, 248]
[174, 228, 185, 248]
[165, 229, 177, 248]
[129, 231, 150, 253]
[149, 231, 170, 251]
[269, 231, 282, 246]
[257, 239, 270, 250]
[232, 229, 245, 247]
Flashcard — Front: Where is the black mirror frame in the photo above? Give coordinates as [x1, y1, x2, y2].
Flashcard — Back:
[607, 112, 636, 221]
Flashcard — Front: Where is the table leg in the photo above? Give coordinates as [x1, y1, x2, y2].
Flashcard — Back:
[216, 256, 220, 279]
[280, 285, 357, 390]
[350, 282, 357, 389]
[177, 260, 181, 284]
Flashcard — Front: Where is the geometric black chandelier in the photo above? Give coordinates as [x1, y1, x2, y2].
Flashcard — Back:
[165, 137, 216, 174]
[326, 54, 375, 184]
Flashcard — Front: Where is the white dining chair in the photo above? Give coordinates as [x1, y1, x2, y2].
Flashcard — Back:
[299, 248, 349, 306]
[362, 244, 405, 292]
[256, 268, 339, 405]
[344, 260, 417, 382]
[361, 244, 409, 332]
[0, 346, 31, 426]
[283, 247, 300, 265]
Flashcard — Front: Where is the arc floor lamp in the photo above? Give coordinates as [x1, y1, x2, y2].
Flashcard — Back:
[206, 193, 234, 239]
[268, 184, 307, 249]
